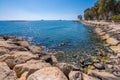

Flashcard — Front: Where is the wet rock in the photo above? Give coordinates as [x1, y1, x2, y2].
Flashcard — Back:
[13, 59, 51, 78]
[106, 37, 119, 46]
[0, 62, 17, 80]
[93, 63, 105, 70]
[27, 67, 68, 80]
[83, 58, 93, 66]
[54, 51, 64, 56]
[69, 71, 82, 80]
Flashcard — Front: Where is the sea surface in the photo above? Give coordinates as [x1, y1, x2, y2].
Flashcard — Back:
[0, 20, 105, 66]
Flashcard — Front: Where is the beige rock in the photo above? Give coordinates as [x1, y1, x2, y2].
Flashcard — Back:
[0, 47, 10, 56]
[17, 71, 28, 80]
[27, 67, 68, 80]
[69, 71, 82, 80]
[82, 73, 99, 80]
[0, 41, 24, 50]
[28, 45, 44, 53]
[5, 51, 39, 69]
[0, 62, 17, 80]
[0, 54, 14, 62]
[106, 38, 119, 45]
[17, 41, 30, 47]
[14, 59, 51, 77]
[101, 34, 110, 40]
[51, 55, 58, 64]
[88, 70, 120, 80]
[95, 28, 103, 33]
[55, 62, 77, 76]
[110, 45, 120, 53]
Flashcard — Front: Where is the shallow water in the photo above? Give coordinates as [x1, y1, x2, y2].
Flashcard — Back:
[0, 20, 105, 66]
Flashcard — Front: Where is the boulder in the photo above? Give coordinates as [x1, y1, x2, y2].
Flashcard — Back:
[88, 70, 120, 80]
[0, 62, 17, 80]
[27, 67, 68, 80]
[55, 62, 77, 77]
[0, 47, 10, 56]
[82, 73, 100, 80]
[101, 34, 110, 40]
[13, 59, 51, 77]
[69, 71, 82, 80]
[17, 71, 28, 80]
[17, 41, 30, 47]
[28, 45, 44, 53]
[0, 36, 5, 41]
[110, 45, 120, 53]
[0, 54, 14, 62]
[95, 28, 103, 33]
[5, 51, 39, 69]
[93, 63, 105, 70]
[0, 41, 26, 51]
[106, 38, 119, 46]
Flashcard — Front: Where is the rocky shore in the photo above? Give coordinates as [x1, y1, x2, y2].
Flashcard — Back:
[0, 33, 120, 80]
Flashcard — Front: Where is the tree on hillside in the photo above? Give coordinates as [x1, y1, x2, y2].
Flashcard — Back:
[78, 15, 83, 20]
[83, 0, 120, 20]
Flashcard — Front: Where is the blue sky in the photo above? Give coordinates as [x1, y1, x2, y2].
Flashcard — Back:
[0, 0, 96, 20]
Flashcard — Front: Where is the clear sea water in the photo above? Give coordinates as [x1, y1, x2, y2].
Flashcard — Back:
[0, 20, 104, 66]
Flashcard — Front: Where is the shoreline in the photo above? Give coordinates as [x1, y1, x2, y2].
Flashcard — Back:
[81, 20, 120, 55]
[0, 22, 120, 80]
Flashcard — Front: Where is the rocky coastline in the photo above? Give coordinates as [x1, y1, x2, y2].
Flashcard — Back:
[0, 27, 120, 80]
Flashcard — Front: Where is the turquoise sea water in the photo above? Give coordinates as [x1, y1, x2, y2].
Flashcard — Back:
[0, 20, 104, 65]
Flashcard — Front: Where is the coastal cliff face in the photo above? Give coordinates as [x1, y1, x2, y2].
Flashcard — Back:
[0, 35, 120, 80]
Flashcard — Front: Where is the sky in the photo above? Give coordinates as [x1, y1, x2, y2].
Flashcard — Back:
[0, 0, 96, 20]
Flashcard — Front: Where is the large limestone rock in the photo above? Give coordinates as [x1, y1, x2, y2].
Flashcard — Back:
[101, 34, 110, 40]
[69, 71, 82, 80]
[17, 41, 30, 47]
[0, 41, 27, 51]
[27, 67, 68, 80]
[0, 47, 10, 56]
[110, 45, 120, 53]
[55, 62, 77, 76]
[82, 73, 100, 80]
[0, 54, 14, 62]
[88, 70, 120, 80]
[28, 45, 44, 53]
[0, 62, 17, 80]
[13, 60, 51, 77]
[106, 37, 119, 46]
[17, 71, 28, 80]
[5, 51, 39, 69]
